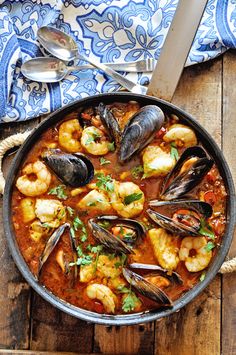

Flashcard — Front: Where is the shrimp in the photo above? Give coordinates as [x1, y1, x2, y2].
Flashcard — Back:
[110, 181, 144, 218]
[77, 190, 111, 213]
[16, 161, 51, 197]
[35, 199, 66, 228]
[179, 236, 212, 272]
[86, 284, 117, 313]
[58, 119, 82, 152]
[81, 126, 111, 155]
[163, 124, 197, 147]
[142, 145, 175, 178]
[148, 228, 180, 270]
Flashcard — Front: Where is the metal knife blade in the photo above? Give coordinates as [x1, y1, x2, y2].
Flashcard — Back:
[147, 0, 208, 102]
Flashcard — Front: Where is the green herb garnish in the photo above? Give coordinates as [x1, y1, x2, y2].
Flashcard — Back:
[85, 131, 101, 145]
[199, 219, 215, 239]
[205, 241, 215, 252]
[170, 142, 179, 161]
[96, 173, 114, 192]
[48, 185, 67, 200]
[66, 206, 75, 217]
[107, 141, 115, 152]
[69, 245, 93, 267]
[124, 192, 143, 205]
[97, 220, 111, 229]
[118, 286, 140, 312]
[200, 272, 206, 282]
[131, 165, 144, 179]
[99, 157, 111, 165]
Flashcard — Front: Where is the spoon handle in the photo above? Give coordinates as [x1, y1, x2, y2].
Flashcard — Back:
[79, 55, 147, 95]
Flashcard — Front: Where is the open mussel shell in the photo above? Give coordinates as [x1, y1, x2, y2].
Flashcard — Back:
[129, 263, 183, 285]
[123, 268, 173, 306]
[38, 223, 70, 276]
[88, 219, 133, 254]
[119, 105, 165, 162]
[147, 199, 212, 236]
[96, 215, 145, 245]
[97, 103, 121, 147]
[149, 199, 212, 218]
[43, 149, 94, 187]
[161, 146, 214, 200]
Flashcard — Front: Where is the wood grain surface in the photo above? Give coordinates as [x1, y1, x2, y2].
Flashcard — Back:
[0, 51, 235, 355]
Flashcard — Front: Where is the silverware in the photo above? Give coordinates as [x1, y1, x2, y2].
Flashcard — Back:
[37, 26, 147, 94]
[21, 57, 155, 83]
[147, 0, 208, 101]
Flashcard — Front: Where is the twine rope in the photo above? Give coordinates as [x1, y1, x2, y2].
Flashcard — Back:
[0, 133, 235, 273]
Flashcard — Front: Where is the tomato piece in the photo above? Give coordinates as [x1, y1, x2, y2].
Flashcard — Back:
[172, 209, 200, 228]
[156, 127, 166, 139]
[81, 112, 92, 120]
[93, 301, 104, 313]
[206, 170, 217, 184]
[204, 191, 216, 205]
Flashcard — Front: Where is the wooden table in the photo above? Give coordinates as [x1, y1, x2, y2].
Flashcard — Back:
[0, 50, 236, 355]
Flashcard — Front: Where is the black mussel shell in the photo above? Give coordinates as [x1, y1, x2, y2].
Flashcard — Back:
[97, 103, 121, 146]
[119, 105, 165, 162]
[161, 146, 214, 200]
[43, 149, 94, 187]
[129, 263, 183, 285]
[123, 268, 172, 306]
[88, 219, 133, 254]
[96, 215, 145, 245]
[38, 223, 70, 276]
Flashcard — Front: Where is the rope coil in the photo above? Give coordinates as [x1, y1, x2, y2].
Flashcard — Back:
[0, 132, 235, 273]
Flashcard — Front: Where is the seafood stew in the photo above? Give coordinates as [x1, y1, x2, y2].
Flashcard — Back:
[10, 99, 228, 316]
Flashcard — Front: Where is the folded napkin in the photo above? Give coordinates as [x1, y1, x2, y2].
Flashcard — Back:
[0, 0, 235, 123]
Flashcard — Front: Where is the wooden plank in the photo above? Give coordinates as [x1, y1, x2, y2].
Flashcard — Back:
[0, 351, 113, 355]
[0, 118, 39, 349]
[30, 293, 94, 352]
[222, 50, 236, 355]
[94, 322, 155, 354]
[154, 57, 222, 355]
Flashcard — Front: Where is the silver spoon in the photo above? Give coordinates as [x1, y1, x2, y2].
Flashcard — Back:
[37, 26, 147, 94]
[21, 57, 155, 83]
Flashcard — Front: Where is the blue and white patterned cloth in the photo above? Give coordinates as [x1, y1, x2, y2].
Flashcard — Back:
[0, 0, 236, 123]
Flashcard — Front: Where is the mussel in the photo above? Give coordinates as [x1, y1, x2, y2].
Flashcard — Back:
[97, 103, 121, 147]
[88, 219, 133, 254]
[43, 149, 94, 187]
[147, 199, 212, 236]
[161, 146, 214, 200]
[129, 263, 183, 285]
[123, 268, 172, 306]
[38, 223, 70, 275]
[119, 105, 165, 162]
[95, 215, 145, 246]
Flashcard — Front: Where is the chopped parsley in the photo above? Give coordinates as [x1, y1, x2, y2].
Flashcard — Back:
[114, 253, 127, 269]
[205, 241, 216, 252]
[90, 245, 103, 254]
[97, 220, 111, 229]
[170, 142, 179, 161]
[96, 173, 114, 192]
[48, 185, 67, 200]
[131, 165, 144, 179]
[199, 219, 215, 239]
[71, 216, 88, 242]
[107, 141, 115, 152]
[200, 272, 206, 282]
[118, 285, 141, 312]
[99, 157, 111, 165]
[69, 245, 93, 267]
[66, 206, 75, 217]
[124, 192, 143, 205]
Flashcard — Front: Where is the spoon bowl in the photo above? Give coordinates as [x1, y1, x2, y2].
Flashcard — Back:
[38, 27, 78, 61]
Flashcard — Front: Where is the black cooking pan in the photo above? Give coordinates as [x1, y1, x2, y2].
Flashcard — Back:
[3, 93, 236, 326]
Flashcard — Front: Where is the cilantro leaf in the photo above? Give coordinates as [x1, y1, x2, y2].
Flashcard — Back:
[99, 157, 111, 165]
[90, 245, 103, 254]
[122, 292, 140, 313]
[85, 131, 101, 145]
[205, 241, 215, 252]
[96, 173, 114, 192]
[124, 192, 143, 205]
[66, 206, 75, 217]
[170, 142, 179, 161]
[73, 216, 83, 230]
[97, 220, 111, 229]
[131, 165, 144, 179]
[48, 185, 67, 200]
